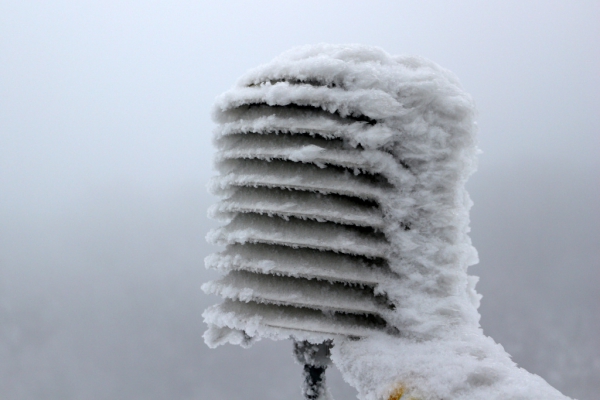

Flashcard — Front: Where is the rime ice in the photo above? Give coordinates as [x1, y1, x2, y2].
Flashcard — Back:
[203, 44, 571, 400]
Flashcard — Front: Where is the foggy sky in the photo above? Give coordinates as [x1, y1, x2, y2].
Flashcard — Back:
[1, 1, 598, 399]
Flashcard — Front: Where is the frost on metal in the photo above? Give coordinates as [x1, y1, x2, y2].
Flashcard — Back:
[202, 44, 570, 400]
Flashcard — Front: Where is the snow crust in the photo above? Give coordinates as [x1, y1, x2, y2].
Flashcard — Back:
[204, 44, 572, 399]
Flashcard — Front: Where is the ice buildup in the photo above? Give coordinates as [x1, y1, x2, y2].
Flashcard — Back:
[203, 44, 571, 400]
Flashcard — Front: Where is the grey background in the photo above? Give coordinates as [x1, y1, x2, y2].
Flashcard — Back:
[1, 1, 598, 399]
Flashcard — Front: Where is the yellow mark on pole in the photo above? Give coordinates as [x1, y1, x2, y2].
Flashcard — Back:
[388, 385, 404, 400]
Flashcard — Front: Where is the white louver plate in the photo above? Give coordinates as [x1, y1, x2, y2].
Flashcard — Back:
[203, 270, 384, 315]
[205, 244, 391, 285]
[217, 133, 375, 171]
[204, 300, 384, 342]
[210, 159, 390, 200]
[207, 213, 389, 258]
[210, 187, 384, 228]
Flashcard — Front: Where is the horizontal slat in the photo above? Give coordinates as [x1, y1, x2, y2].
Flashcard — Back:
[205, 244, 391, 285]
[213, 83, 402, 121]
[214, 108, 398, 151]
[249, 78, 334, 88]
[203, 271, 383, 315]
[216, 133, 377, 172]
[216, 108, 354, 137]
[216, 133, 407, 181]
[203, 300, 384, 341]
[210, 159, 390, 201]
[210, 187, 384, 228]
[206, 213, 389, 258]
[216, 131, 345, 152]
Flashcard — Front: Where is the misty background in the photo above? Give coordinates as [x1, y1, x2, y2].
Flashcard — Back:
[0, 1, 598, 399]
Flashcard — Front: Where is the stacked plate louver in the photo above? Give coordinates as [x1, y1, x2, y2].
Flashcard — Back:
[202, 112, 400, 344]
[201, 47, 417, 348]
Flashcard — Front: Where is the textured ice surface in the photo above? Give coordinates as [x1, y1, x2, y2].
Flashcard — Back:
[203, 44, 571, 399]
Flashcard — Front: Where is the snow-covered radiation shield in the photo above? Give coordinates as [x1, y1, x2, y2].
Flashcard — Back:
[202, 45, 572, 400]
[203, 44, 480, 347]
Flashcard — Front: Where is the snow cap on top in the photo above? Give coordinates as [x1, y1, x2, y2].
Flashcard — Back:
[213, 43, 474, 126]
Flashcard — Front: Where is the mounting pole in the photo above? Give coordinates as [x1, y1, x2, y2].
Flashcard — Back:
[293, 340, 333, 400]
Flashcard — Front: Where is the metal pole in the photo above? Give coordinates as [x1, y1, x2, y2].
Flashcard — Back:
[293, 340, 332, 400]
